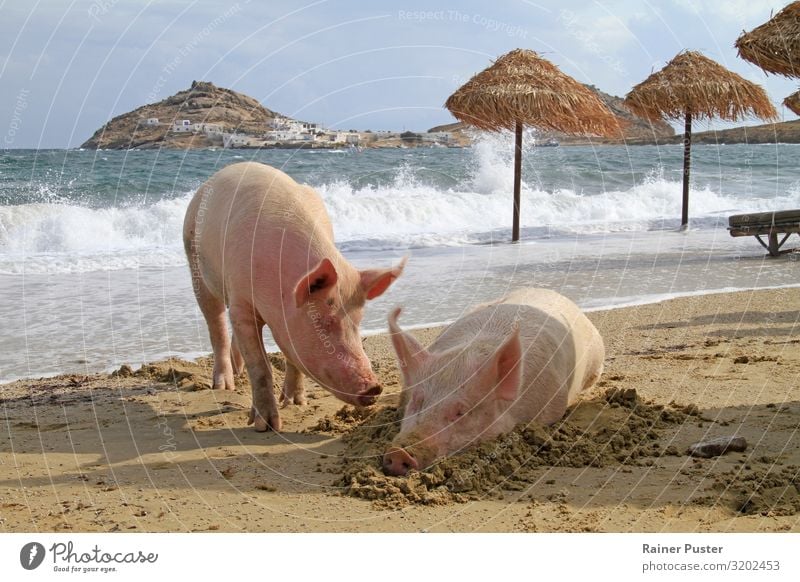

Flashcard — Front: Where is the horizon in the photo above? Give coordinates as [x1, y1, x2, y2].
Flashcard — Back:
[2, 0, 798, 149]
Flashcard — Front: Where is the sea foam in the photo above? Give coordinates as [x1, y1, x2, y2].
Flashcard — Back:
[3, 140, 800, 274]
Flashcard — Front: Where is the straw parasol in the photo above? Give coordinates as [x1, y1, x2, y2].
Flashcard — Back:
[736, 2, 800, 77]
[445, 49, 620, 242]
[624, 51, 778, 228]
[785, 90, 800, 114]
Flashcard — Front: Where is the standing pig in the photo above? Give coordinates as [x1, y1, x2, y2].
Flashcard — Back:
[383, 288, 604, 475]
[183, 162, 405, 431]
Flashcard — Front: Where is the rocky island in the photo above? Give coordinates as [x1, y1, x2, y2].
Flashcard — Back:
[81, 81, 281, 150]
[81, 80, 798, 150]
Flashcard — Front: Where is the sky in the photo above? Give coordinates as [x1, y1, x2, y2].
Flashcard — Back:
[1, 0, 797, 148]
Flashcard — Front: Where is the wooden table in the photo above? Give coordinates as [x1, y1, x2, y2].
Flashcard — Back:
[728, 210, 800, 257]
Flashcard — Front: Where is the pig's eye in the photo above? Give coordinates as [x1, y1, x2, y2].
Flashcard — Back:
[449, 407, 465, 422]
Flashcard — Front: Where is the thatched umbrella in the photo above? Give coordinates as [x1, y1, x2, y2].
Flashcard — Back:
[736, 2, 800, 77]
[445, 49, 620, 242]
[785, 90, 800, 114]
[624, 51, 778, 228]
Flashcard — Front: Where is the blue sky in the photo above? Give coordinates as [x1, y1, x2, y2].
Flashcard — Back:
[1, 0, 797, 148]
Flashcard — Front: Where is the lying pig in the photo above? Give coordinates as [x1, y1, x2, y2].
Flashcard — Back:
[183, 162, 405, 431]
[383, 288, 604, 475]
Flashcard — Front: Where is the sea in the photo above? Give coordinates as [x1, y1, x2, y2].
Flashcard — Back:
[2, 134, 800, 382]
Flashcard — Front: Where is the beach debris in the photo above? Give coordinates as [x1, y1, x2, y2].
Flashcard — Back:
[687, 436, 748, 458]
[111, 364, 133, 378]
[306, 405, 375, 434]
[178, 379, 211, 391]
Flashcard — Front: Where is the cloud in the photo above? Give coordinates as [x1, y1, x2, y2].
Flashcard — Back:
[670, 0, 781, 25]
[1, 0, 798, 147]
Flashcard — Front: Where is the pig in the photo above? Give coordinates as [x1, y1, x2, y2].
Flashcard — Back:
[183, 162, 405, 432]
[383, 288, 604, 475]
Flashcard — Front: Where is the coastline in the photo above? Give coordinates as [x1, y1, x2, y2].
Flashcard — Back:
[1, 287, 798, 532]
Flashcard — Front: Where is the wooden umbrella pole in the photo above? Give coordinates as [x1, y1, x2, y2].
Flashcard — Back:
[512, 121, 523, 242]
[681, 111, 691, 229]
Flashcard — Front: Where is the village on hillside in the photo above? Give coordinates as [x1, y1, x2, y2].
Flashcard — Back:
[155, 116, 455, 149]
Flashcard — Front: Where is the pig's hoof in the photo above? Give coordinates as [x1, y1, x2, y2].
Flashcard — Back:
[212, 372, 236, 391]
[248, 408, 281, 432]
[280, 393, 307, 407]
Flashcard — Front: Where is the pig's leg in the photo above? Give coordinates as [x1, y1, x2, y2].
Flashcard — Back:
[194, 280, 235, 390]
[230, 305, 281, 431]
[281, 360, 307, 406]
[231, 334, 246, 377]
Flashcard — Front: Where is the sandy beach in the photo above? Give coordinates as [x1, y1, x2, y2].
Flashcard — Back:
[1, 287, 798, 533]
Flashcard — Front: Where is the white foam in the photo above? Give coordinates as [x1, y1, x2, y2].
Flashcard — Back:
[581, 283, 800, 312]
[0, 195, 191, 274]
[4, 140, 800, 273]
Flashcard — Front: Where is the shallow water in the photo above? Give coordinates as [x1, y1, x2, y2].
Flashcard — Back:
[2, 139, 800, 380]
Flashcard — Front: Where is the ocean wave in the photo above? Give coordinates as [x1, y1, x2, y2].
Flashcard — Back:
[3, 143, 800, 273]
[3, 179, 797, 274]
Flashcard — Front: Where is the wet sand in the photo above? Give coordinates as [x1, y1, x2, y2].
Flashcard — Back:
[1, 288, 799, 532]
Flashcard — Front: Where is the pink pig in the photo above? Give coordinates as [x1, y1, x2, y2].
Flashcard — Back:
[183, 162, 405, 431]
[384, 288, 604, 475]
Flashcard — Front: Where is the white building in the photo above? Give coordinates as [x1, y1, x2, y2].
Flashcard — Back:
[144, 118, 159, 126]
[421, 132, 451, 144]
[171, 119, 193, 133]
[344, 133, 360, 145]
[192, 122, 223, 134]
[265, 130, 300, 142]
[223, 134, 261, 148]
[205, 126, 225, 141]
[266, 117, 324, 143]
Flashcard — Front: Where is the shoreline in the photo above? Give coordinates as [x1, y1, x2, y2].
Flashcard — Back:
[5, 284, 800, 386]
[1, 286, 798, 532]
[70, 139, 800, 152]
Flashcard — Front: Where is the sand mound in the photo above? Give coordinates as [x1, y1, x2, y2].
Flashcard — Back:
[306, 405, 377, 434]
[121, 357, 214, 391]
[713, 466, 800, 517]
[335, 388, 697, 508]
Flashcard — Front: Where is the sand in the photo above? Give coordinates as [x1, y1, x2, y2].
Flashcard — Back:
[1, 288, 799, 532]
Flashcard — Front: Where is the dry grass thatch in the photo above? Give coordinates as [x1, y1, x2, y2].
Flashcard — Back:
[736, 1, 800, 78]
[784, 90, 800, 114]
[624, 51, 778, 123]
[444, 49, 621, 137]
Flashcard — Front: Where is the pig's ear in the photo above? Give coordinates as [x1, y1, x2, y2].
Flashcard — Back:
[491, 327, 522, 402]
[388, 306, 429, 384]
[360, 256, 407, 300]
[294, 258, 339, 307]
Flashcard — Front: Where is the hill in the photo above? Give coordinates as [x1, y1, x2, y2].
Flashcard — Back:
[81, 81, 278, 149]
[664, 119, 800, 145]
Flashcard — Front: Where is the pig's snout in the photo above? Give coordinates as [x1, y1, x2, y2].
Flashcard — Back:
[383, 447, 418, 476]
[356, 383, 382, 407]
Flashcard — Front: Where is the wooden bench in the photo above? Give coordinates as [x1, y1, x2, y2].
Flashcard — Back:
[728, 210, 800, 257]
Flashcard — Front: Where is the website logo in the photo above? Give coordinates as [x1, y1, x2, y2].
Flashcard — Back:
[20, 542, 46, 570]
